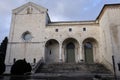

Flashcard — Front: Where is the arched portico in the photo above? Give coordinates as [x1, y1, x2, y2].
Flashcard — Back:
[62, 38, 79, 63]
[45, 39, 59, 63]
[82, 38, 98, 63]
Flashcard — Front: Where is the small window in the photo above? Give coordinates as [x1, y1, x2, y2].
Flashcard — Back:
[55, 29, 58, 32]
[69, 28, 72, 32]
[33, 58, 36, 63]
[83, 28, 86, 31]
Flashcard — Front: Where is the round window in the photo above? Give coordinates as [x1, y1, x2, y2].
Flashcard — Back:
[22, 32, 32, 41]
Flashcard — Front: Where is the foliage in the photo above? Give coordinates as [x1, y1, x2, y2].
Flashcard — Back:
[0, 37, 8, 62]
[0, 37, 8, 74]
[0, 62, 5, 75]
[10, 59, 32, 75]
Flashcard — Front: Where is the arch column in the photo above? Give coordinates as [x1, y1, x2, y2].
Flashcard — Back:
[76, 47, 79, 62]
[43, 43, 46, 63]
[79, 45, 83, 62]
[59, 43, 62, 62]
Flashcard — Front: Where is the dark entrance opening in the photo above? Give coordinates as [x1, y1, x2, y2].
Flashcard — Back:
[84, 42, 94, 63]
[66, 42, 75, 63]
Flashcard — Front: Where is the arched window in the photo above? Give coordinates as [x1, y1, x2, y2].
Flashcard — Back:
[84, 42, 92, 49]
[22, 31, 32, 41]
[66, 42, 75, 49]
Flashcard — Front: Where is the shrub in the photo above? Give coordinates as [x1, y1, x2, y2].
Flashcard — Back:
[26, 63, 32, 72]
[10, 59, 32, 75]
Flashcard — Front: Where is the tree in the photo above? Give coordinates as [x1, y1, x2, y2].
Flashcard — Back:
[0, 37, 8, 74]
[0, 62, 5, 75]
[0, 37, 8, 62]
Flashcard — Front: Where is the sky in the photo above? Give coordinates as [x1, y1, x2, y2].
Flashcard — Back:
[0, 0, 120, 43]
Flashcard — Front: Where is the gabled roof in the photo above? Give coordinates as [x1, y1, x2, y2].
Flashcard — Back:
[12, 2, 48, 14]
[97, 3, 120, 20]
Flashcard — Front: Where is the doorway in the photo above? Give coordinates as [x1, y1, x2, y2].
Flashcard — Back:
[66, 42, 75, 63]
[84, 42, 93, 63]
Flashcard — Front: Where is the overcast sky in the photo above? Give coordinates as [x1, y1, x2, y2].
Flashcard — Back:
[0, 0, 120, 43]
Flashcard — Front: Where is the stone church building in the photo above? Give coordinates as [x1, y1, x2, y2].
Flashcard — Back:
[5, 2, 120, 75]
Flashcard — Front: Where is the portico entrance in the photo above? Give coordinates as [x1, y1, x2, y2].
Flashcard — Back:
[66, 42, 75, 63]
[84, 42, 93, 63]
[45, 39, 59, 63]
[62, 38, 79, 63]
[83, 38, 98, 63]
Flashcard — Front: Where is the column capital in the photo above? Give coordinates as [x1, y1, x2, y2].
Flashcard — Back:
[59, 41, 62, 45]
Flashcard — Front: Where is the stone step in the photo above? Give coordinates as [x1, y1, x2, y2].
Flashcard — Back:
[35, 63, 111, 74]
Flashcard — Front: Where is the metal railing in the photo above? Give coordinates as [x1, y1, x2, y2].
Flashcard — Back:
[31, 58, 44, 73]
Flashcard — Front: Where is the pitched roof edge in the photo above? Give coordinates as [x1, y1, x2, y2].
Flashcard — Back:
[47, 20, 98, 26]
[96, 3, 120, 20]
[12, 2, 48, 14]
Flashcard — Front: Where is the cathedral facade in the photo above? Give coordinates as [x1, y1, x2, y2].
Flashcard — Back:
[5, 2, 120, 75]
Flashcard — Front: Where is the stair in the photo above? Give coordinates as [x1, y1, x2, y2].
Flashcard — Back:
[35, 63, 111, 74]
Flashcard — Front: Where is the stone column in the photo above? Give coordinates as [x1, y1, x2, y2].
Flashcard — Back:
[59, 43, 62, 62]
[43, 43, 46, 63]
[79, 45, 83, 62]
[77, 47, 80, 62]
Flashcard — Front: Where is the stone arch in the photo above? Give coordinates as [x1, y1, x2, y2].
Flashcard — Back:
[61, 37, 80, 45]
[45, 39, 59, 63]
[82, 37, 98, 63]
[62, 38, 80, 63]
